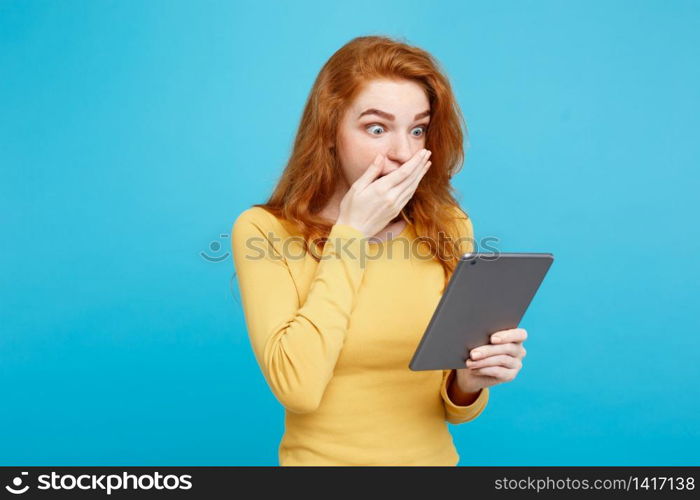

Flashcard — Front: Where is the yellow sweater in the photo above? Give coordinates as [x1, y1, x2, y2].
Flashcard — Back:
[231, 205, 489, 466]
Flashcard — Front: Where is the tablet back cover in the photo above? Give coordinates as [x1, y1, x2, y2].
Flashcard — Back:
[409, 252, 554, 371]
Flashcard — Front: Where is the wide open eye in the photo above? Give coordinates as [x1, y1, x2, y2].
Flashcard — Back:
[366, 124, 385, 135]
[411, 126, 428, 137]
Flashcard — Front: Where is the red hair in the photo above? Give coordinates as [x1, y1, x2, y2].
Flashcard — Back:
[255, 35, 472, 291]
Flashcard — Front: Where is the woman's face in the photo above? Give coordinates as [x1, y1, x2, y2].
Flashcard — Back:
[335, 78, 430, 187]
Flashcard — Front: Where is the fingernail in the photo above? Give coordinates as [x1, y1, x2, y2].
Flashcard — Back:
[492, 335, 501, 342]
[471, 351, 481, 359]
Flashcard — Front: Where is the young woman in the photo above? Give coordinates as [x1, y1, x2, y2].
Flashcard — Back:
[231, 35, 528, 466]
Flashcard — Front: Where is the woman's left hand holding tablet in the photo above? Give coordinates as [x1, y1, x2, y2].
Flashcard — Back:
[455, 328, 528, 393]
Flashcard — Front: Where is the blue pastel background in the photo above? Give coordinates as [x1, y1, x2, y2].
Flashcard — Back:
[1, 0, 698, 465]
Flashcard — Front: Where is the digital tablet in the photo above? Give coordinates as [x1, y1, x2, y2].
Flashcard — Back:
[409, 252, 554, 371]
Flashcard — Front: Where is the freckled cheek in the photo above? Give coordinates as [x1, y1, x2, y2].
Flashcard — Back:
[350, 147, 382, 169]
[338, 151, 372, 183]
[351, 158, 378, 183]
[339, 132, 386, 178]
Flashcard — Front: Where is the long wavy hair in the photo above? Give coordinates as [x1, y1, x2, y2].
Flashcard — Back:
[254, 35, 472, 291]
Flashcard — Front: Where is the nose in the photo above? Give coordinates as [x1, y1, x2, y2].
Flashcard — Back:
[384, 136, 414, 171]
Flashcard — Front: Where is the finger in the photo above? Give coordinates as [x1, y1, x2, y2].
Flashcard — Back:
[394, 150, 431, 194]
[392, 162, 430, 212]
[466, 354, 521, 370]
[377, 149, 430, 214]
[470, 343, 521, 360]
[491, 328, 528, 344]
[374, 149, 429, 190]
[354, 153, 385, 191]
[395, 159, 430, 203]
[470, 366, 517, 382]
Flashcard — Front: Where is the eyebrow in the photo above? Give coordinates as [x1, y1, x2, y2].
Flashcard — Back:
[357, 108, 431, 121]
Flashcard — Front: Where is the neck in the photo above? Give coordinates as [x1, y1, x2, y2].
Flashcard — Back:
[319, 179, 350, 222]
